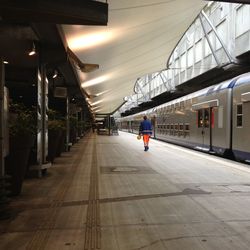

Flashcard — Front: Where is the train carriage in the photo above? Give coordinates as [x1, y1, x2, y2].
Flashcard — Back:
[117, 73, 250, 163]
[232, 74, 250, 162]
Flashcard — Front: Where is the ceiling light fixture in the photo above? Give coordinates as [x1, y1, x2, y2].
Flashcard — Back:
[95, 90, 109, 97]
[92, 106, 101, 110]
[68, 31, 114, 51]
[90, 100, 103, 106]
[28, 42, 36, 56]
[52, 70, 58, 79]
[3, 60, 9, 64]
[81, 75, 109, 88]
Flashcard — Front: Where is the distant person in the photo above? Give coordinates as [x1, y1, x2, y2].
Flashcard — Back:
[139, 115, 152, 151]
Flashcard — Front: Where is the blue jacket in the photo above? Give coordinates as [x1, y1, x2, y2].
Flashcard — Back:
[139, 119, 152, 135]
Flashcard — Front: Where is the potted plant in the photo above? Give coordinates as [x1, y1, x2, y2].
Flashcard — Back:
[47, 109, 66, 163]
[5, 103, 36, 195]
[56, 117, 67, 157]
[77, 120, 85, 138]
[69, 115, 78, 144]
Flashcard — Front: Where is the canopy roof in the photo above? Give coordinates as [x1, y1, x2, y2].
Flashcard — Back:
[62, 0, 206, 114]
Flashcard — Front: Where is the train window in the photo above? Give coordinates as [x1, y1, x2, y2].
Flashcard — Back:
[179, 124, 184, 130]
[185, 124, 190, 131]
[237, 104, 243, 127]
[184, 123, 190, 137]
[167, 124, 170, 130]
[204, 109, 210, 128]
[175, 124, 179, 130]
[198, 109, 210, 128]
[198, 110, 203, 127]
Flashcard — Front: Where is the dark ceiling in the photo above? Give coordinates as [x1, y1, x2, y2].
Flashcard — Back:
[0, 0, 108, 113]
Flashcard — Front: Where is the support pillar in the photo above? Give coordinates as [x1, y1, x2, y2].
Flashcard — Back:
[80, 108, 83, 136]
[40, 64, 48, 164]
[108, 115, 111, 136]
[0, 57, 10, 219]
[65, 96, 70, 151]
[0, 58, 4, 178]
[30, 66, 51, 177]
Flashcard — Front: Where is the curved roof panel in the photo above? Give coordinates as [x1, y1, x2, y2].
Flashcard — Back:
[62, 0, 206, 114]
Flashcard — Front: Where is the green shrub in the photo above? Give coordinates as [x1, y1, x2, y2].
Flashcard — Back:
[9, 103, 37, 137]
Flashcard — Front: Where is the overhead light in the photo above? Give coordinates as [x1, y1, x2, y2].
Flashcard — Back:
[52, 70, 58, 79]
[3, 60, 9, 64]
[81, 75, 109, 88]
[68, 31, 114, 51]
[95, 90, 109, 97]
[90, 100, 103, 106]
[28, 42, 36, 56]
[92, 106, 101, 110]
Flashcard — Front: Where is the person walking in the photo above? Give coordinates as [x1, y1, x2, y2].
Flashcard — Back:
[139, 115, 152, 151]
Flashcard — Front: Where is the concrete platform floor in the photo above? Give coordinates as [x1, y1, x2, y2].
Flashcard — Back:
[1, 132, 250, 249]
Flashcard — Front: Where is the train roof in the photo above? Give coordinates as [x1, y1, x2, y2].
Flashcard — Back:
[118, 72, 250, 119]
[156, 73, 250, 110]
[234, 72, 250, 87]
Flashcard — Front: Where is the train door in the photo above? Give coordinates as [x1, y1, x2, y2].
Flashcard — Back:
[197, 108, 213, 150]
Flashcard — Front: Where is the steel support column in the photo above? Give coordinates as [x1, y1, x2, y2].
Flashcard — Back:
[201, 10, 234, 63]
[108, 115, 111, 136]
[40, 64, 48, 163]
[0, 58, 4, 178]
[66, 97, 70, 151]
[199, 14, 221, 66]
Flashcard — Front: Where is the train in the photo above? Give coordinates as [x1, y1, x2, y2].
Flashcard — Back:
[117, 72, 250, 163]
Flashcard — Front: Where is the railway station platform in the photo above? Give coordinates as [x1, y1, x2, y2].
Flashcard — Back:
[1, 132, 250, 250]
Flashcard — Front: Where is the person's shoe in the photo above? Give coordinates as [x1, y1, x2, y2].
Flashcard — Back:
[146, 146, 149, 151]
[144, 146, 147, 151]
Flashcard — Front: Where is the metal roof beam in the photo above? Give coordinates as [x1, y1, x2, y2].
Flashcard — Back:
[0, 0, 108, 25]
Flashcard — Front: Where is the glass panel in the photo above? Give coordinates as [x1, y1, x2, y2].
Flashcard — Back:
[236, 5, 250, 37]
[204, 108, 210, 128]
[185, 124, 190, 131]
[198, 110, 203, 128]
[237, 116, 242, 127]
[195, 40, 202, 63]
[237, 104, 242, 114]
[237, 104, 243, 127]
[180, 53, 186, 72]
[187, 48, 193, 67]
[215, 21, 227, 50]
